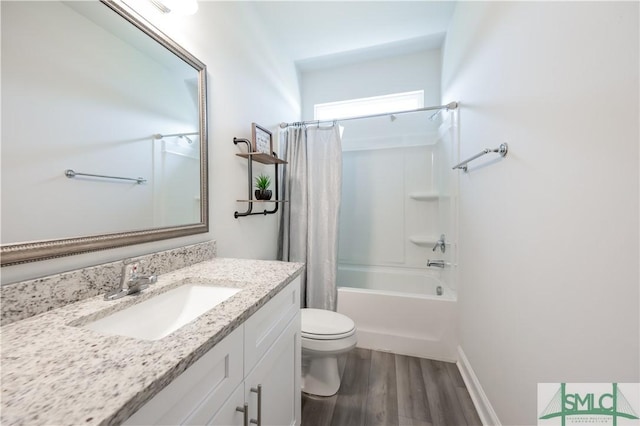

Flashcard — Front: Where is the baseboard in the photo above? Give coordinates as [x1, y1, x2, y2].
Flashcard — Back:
[456, 346, 501, 426]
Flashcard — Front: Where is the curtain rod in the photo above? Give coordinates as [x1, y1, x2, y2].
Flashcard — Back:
[279, 101, 458, 129]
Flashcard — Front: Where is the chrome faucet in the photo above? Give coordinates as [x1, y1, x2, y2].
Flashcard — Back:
[104, 260, 157, 300]
[427, 259, 445, 268]
[432, 234, 446, 253]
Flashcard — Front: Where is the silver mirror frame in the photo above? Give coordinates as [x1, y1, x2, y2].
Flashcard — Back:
[0, 0, 209, 267]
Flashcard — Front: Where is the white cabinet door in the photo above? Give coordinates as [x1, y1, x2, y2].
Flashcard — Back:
[207, 385, 246, 426]
[244, 313, 301, 426]
[123, 326, 243, 426]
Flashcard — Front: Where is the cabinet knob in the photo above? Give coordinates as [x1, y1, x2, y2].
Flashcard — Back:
[250, 384, 262, 426]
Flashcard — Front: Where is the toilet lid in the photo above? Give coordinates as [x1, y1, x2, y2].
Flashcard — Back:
[301, 308, 355, 340]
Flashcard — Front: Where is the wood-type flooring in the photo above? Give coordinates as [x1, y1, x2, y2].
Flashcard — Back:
[301, 348, 481, 426]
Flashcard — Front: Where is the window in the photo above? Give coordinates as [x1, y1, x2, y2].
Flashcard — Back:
[314, 90, 424, 121]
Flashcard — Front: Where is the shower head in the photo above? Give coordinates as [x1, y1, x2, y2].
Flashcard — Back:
[390, 114, 397, 122]
[179, 135, 194, 144]
[428, 109, 443, 121]
[153, 133, 195, 143]
[428, 102, 458, 122]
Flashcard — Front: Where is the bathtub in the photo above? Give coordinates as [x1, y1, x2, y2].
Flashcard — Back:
[336, 266, 458, 362]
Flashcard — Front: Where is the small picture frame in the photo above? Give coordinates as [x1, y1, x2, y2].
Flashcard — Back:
[252, 123, 273, 155]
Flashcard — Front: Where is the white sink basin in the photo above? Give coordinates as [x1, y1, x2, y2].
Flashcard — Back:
[82, 285, 241, 340]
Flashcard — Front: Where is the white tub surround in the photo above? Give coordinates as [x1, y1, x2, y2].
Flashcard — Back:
[1, 240, 217, 326]
[0, 258, 304, 426]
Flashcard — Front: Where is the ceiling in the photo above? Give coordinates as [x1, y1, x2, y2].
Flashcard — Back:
[248, 1, 457, 70]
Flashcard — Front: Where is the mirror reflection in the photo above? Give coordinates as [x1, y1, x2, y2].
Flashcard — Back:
[1, 0, 208, 264]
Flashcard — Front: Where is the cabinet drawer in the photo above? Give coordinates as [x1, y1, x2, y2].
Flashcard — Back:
[244, 276, 300, 374]
[124, 326, 243, 426]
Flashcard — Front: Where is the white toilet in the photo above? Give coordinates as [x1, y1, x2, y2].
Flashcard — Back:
[301, 308, 357, 396]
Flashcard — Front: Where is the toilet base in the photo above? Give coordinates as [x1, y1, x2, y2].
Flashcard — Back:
[302, 354, 341, 397]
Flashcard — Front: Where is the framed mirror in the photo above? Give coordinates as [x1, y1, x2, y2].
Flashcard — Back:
[0, 0, 208, 266]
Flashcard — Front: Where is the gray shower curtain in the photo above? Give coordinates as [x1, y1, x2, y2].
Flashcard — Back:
[278, 125, 342, 311]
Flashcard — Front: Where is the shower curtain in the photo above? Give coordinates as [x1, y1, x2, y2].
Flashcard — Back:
[278, 125, 342, 311]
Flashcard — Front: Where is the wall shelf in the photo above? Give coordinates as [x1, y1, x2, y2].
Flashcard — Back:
[408, 191, 439, 201]
[236, 152, 287, 165]
[233, 137, 287, 218]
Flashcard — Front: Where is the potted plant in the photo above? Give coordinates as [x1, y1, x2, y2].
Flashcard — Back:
[254, 174, 272, 200]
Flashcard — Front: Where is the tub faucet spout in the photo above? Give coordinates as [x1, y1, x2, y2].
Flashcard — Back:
[427, 259, 445, 268]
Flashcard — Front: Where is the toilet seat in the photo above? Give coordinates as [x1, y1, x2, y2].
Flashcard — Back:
[302, 328, 355, 340]
[301, 330, 357, 354]
[301, 308, 355, 340]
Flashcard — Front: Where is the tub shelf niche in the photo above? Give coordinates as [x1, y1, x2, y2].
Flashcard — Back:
[408, 191, 439, 201]
[409, 235, 440, 246]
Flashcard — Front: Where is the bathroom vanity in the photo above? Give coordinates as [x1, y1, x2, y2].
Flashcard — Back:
[0, 258, 304, 426]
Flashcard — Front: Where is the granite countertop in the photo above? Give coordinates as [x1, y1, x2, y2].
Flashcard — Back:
[0, 258, 304, 426]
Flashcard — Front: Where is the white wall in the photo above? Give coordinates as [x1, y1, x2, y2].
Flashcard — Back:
[301, 50, 441, 120]
[442, 2, 639, 424]
[1, 1, 299, 284]
[146, 2, 301, 262]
